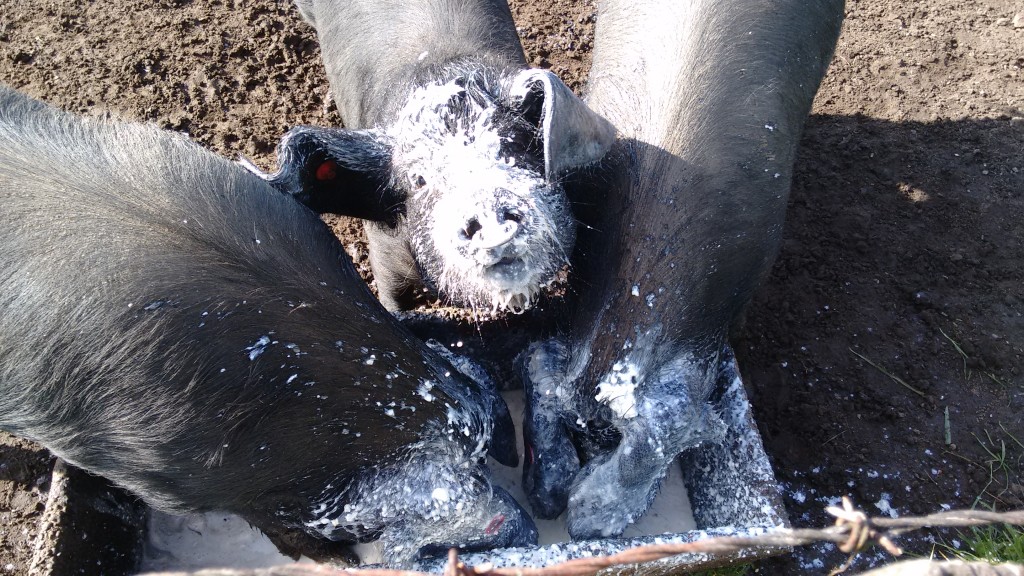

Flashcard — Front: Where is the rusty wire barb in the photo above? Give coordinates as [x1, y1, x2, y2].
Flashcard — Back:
[142, 503, 1024, 576]
[830, 496, 903, 551]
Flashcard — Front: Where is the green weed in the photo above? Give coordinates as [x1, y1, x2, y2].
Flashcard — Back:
[938, 425, 1024, 564]
[944, 525, 1024, 564]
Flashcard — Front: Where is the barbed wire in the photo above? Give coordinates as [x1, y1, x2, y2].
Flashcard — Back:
[145, 500, 1024, 576]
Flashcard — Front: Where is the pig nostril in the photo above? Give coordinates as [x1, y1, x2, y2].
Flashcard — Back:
[500, 209, 522, 224]
[461, 218, 482, 240]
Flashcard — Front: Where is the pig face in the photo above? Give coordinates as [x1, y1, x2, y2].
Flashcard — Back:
[389, 72, 577, 312]
[257, 69, 615, 314]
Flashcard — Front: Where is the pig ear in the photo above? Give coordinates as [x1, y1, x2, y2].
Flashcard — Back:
[509, 69, 616, 181]
[245, 126, 400, 222]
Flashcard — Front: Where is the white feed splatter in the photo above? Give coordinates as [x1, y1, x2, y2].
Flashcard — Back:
[246, 335, 271, 361]
[595, 361, 640, 419]
[874, 493, 900, 518]
[417, 381, 436, 402]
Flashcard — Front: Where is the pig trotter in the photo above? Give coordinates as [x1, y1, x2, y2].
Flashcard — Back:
[567, 393, 726, 540]
[519, 338, 580, 519]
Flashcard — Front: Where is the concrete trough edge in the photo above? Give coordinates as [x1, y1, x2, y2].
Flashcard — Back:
[29, 459, 148, 575]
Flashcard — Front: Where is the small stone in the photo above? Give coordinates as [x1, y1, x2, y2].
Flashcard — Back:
[995, 17, 1010, 25]
[1013, 12, 1024, 28]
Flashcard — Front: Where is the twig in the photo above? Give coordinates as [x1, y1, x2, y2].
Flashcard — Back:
[849, 348, 927, 397]
[999, 423, 1024, 452]
[824, 429, 847, 445]
[942, 449, 986, 471]
[939, 328, 970, 382]
[945, 406, 952, 445]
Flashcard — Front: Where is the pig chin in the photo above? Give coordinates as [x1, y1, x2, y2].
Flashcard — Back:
[427, 239, 566, 314]
[458, 257, 558, 313]
[478, 254, 544, 312]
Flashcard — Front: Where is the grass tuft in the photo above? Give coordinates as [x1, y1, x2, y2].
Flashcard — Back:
[938, 423, 1024, 565]
[944, 525, 1024, 565]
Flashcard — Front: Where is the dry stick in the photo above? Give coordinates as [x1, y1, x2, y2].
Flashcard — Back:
[938, 328, 970, 382]
[943, 448, 986, 471]
[823, 429, 847, 445]
[945, 406, 952, 445]
[848, 348, 927, 397]
[999, 423, 1024, 452]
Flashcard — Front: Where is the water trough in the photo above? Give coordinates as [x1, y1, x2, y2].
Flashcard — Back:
[29, 351, 786, 575]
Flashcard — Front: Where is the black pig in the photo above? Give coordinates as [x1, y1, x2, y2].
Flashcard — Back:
[520, 0, 845, 539]
[0, 85, 535, 565]
[255, 0, 615, 314]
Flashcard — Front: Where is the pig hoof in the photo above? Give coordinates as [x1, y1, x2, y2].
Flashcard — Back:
[523, 432, 578, 519]
[519, 338, 580, 518]
[564, 453, 653, 540]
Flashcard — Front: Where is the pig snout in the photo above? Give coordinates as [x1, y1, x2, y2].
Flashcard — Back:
[458, 203, 523, 262]
[415, 180, 565, 311]
[459, 206, 521, 252]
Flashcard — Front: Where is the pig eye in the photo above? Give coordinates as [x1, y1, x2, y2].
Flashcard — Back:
[315, 160, 338, 181]
[408, 173, 427, 190]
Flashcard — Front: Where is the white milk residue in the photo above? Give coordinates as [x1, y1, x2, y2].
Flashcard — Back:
[141, 511, 311, 571]
[594, 361, 640, 419]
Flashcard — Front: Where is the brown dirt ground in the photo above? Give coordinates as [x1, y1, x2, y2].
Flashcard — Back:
[1, 0, 1022, 573]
